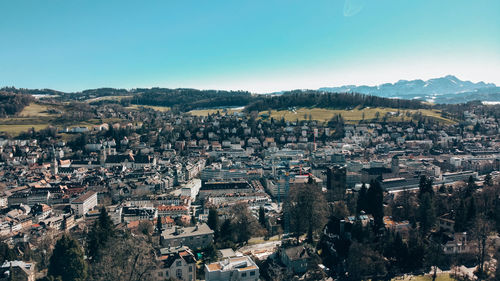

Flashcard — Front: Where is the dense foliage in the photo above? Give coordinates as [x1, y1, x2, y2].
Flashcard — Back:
[122, 88, 253, 111]
[245, 90, 428, 112]
[0, 91, 34, 117]
[47, 235, 87, 281]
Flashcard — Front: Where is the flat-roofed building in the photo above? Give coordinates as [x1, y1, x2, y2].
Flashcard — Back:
[0, 260, 36, 281]
[205, 255, 259, 281]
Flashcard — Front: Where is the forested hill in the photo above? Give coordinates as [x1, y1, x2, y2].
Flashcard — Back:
[0, 91, 34, 117]
[245, 90, 428, 112]
[1, 87, 431, 112]
[122, 88, 253, 111]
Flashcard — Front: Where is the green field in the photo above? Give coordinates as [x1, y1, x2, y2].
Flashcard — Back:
[0, 100, 124, 137]
[188, 108, 244, 116]
[393, 273, 456, 281]
[126, 104, 171, 112]
[18, 103, 63, 117]
[188, 106, 454, 124]
[85, 95, 130, 103]
[260, 107, 455, 124]
[0, 124, 51, 134]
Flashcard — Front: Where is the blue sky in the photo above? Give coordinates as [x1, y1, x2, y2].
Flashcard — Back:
[1, 0, 499, 93]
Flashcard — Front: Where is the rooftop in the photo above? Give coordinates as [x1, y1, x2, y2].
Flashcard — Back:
[71, 191, 97, 204]
[205, 255, 258, 272]
[161, 223, 214, 239]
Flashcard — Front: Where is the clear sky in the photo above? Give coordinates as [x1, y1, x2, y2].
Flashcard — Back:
[1, 0, 499, 93]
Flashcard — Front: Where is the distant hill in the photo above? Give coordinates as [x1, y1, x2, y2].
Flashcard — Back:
[319, 75, 500, 104]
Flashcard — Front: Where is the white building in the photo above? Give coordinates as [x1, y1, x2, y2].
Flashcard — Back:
[205, 255, 259, 281]
[70, 191, 98, 217]
[153, 247, 197, 281]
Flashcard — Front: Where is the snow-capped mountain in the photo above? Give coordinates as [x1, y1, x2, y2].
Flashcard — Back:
[319, 75, 500, 104]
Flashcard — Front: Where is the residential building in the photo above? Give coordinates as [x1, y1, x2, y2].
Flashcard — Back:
[161, 223, 214, 250]
[153, 246, 197, 281]
[279, 245, 310, 274]
[205, 255, 259, 281]
[0, 261, 36, 281]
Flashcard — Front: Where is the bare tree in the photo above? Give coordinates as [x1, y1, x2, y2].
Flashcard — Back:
[286, 183, 327, 242]
[89, 235, 158, 281]
[471, 216, 492, 280]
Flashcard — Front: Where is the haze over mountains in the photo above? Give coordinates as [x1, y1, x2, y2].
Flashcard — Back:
[319, 75, 500, 104]
[2, 75, 500, 105]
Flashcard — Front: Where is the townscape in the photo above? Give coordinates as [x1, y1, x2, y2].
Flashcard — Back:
[0, 88, 499, 281]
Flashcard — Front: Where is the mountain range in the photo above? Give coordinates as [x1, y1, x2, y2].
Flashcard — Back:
[319, 75, 500, 104]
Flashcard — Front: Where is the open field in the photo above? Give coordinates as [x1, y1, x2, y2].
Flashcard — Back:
[86, 95, 130, 103]
[393, 273, 456, 281]
[126, 104, 171, 112]
[0, 124, 51, 134]
[259, 107, 455, 124]
[18, 103, 61, 117]
[0, 114, 124, 136]
[188, 106, 455, 124]
[188, 107, 244, 116]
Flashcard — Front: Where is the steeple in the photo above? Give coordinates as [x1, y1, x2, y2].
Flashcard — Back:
[51, 146, 58, 175]
[100, 145, 107, 166]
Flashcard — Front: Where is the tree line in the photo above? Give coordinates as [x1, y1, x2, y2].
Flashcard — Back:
[122, 88, 253, 111]
[0, 91, 34, 117]
[245, 90, 429, 112]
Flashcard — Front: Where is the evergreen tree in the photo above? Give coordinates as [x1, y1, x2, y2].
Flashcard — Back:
[87, 207, 115, 262]
[235, 214, 250, 244]
[419, 193, 436, 235]
[438, 184, 446, 193]
[466, 198, 476, 225]
[48, 235, 87, 281]
[258, 206, 266, 228]
[407, 232, 425, 272]
[156, 216, 162, 235]
[0, 241, 17, 264]
[207, 208, 219, 236]
[465, 176, 477, 197]
[484, 173, 493, 187]
[454, 199, 467, 232]
[418, 175, 434, 199]
[366, 180, 384, 229]
[219, 219, 233, 242]
[356, 183, 367, 215]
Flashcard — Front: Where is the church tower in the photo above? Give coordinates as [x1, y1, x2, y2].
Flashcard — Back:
[51, 146, 58, 175]
[100, 145, 107, 166]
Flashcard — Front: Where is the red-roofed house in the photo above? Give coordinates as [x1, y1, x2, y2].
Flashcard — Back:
[157, 205, 189, 218]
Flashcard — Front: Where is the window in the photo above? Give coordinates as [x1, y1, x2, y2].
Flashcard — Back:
[189, 275, 192, 280]
[158, 272, 163, 277]
[189, 266, 193, 272]
[176, 269, 182, 278]
[250, 271, 255, 276]
[242, 272, 247, 277]
[166, 271, 169, 277]
[176, 261, 182, 267]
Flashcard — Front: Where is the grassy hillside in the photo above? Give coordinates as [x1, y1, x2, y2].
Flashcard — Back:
[0, 101, 123, 136]
[189, 106, 455, 124]
[188, 107, 244, 116]
[126, 104, 171, 112]
[260, 107, 455, 124]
